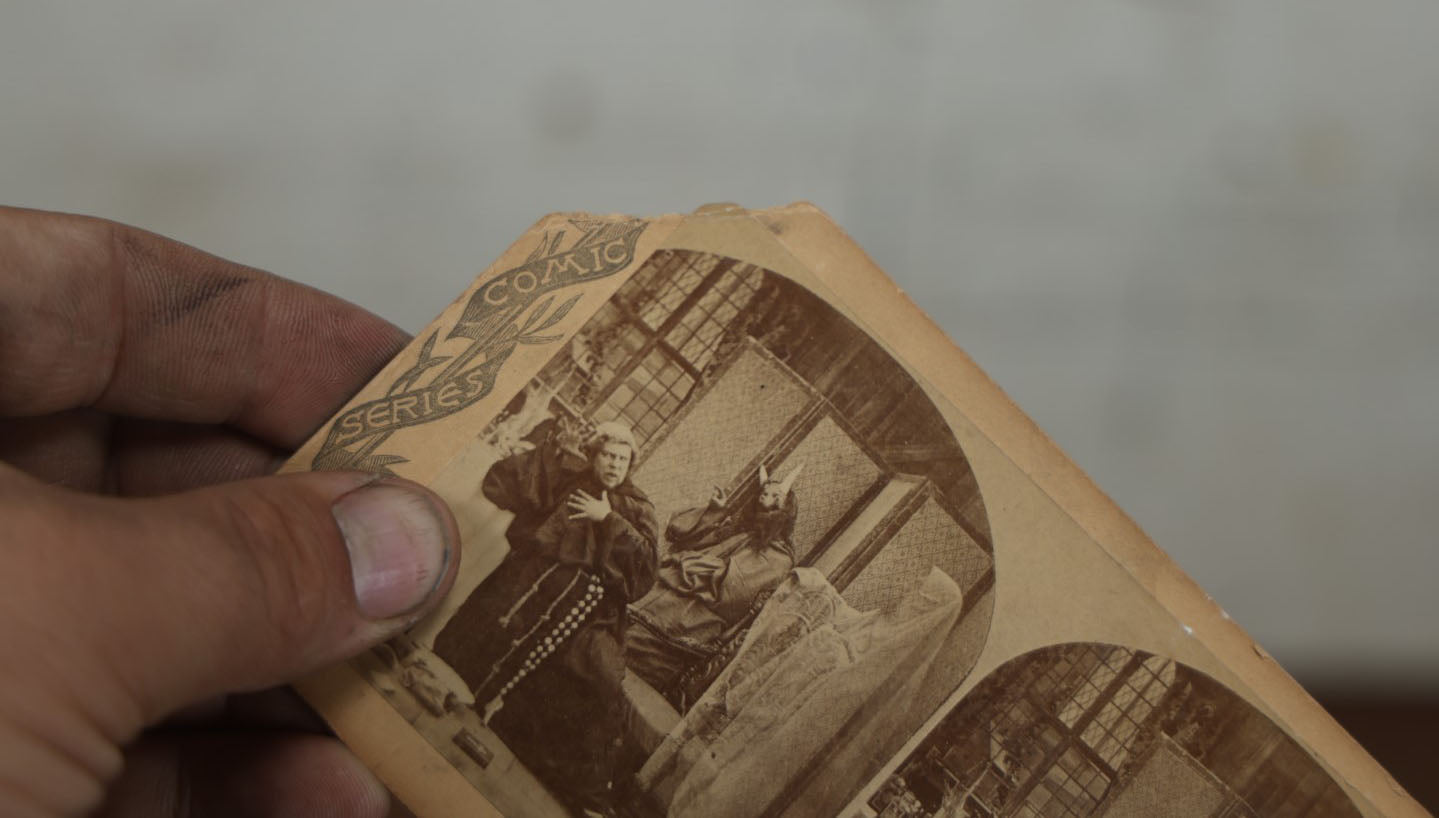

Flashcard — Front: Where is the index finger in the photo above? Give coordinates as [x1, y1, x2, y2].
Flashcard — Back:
[0, 207, 407, 448]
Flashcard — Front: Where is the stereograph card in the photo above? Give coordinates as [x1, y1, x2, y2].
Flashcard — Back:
[280, 204, 1425, 818]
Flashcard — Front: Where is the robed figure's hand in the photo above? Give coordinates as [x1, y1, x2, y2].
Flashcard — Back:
[567, 489, 612, 522]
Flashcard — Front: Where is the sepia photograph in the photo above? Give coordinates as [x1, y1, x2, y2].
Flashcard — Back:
[865, 642, 1360, 818]
[353, 247, 996, 817]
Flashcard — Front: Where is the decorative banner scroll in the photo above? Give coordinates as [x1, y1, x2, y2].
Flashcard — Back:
[312, 218, 647, 472]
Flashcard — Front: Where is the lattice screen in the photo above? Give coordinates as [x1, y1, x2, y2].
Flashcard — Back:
[632, 346, 809, 547]
[1101, 737, 1230, 818]
[1219, 799, 1261, 818]
[841, 497, 991, 614]
[774, 415, 883, 562]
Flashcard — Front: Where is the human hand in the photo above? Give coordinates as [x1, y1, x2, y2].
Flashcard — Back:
[709, 485, 728, 509]
[553, 414, 587, 458]
[566, 489, 611, 523]
[0, 207, 460, 817]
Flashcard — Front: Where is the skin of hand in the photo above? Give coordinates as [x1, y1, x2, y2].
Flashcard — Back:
[566, 489, 611, 523]
[0, 206, 461, 818]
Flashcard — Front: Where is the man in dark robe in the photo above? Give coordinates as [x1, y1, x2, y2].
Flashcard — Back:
[432, 419, 658, 816]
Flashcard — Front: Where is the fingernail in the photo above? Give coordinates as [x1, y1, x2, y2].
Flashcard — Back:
[332, 482, 452, 620]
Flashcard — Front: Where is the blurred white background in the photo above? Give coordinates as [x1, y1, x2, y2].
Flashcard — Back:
[2, 1, 1435, 690]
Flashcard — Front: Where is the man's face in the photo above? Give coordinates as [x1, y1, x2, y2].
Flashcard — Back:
[592, 440, 632, 489]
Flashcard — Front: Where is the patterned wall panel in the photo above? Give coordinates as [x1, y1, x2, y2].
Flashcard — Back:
[841, 497, 991, 614]
[775, 416, 883, 562]
[633, 345, 809, 547]
[1103, 737, 1229, 818]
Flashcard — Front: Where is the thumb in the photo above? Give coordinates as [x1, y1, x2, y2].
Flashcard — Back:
[9, 468, 458, 732]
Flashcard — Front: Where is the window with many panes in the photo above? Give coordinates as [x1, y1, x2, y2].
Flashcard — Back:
[1018, 746, 1111, 818]
[1079, 655, 1173, 769]
[533, 250, 763, 448]
[979, 646, 1176, 817]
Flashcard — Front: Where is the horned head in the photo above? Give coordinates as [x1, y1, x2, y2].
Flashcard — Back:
[757, 461, 804, 499]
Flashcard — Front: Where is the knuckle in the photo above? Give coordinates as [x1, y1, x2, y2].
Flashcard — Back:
[208, 484, 349, 660]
